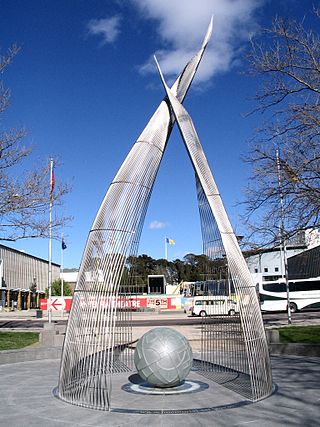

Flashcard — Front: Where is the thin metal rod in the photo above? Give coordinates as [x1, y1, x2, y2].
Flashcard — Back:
[165, 237, 168, 260]
[61, 235, 64, 319]
[48, 158, 54, 324]
[276, 148, 291, 325]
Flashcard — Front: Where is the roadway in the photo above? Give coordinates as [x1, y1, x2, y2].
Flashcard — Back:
[0, 309, 319, 329]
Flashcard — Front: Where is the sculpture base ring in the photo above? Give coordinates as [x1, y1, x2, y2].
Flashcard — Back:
[123, 379, 206, 395]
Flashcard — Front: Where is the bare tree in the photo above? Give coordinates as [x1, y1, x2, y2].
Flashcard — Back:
[243, 8, 320, 247]
[0, 45, 71, 241]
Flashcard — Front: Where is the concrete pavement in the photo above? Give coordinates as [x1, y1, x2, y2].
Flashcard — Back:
[0, 354, 319, 426]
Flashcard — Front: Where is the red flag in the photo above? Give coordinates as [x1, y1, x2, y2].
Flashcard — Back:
[50, 162, 55, 194]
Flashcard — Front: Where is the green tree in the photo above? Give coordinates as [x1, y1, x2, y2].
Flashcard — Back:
[172, 259, 187, 282]
[126, 253, 226, 285]
[45, 278, 72, 297]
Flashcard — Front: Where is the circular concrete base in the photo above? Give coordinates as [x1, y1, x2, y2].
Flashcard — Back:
[54, 369, 253, 414]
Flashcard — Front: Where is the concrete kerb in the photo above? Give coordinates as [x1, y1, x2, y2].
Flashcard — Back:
[265, 325, 320, 357]
[269, 342, 320, 357]
[0, 346, 62, 364]
[40, 322, 66, 347]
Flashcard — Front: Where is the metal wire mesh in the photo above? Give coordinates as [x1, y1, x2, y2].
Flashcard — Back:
[196, 175, 253, 398]
[58, 20, 213, 410]
[158, 71, 273, 402]
[58, 18, 273, 410]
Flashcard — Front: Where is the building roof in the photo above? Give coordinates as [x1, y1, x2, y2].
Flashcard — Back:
[0, 243, 60, 267]
[244, 245, 307, 258]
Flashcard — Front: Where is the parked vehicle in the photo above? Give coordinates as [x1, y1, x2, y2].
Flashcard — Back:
[188, 295, 239, 317]
[259, 278, 320, 312]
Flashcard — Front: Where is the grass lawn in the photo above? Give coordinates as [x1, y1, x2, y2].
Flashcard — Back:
[0, 332, 39, 350]
[279, 325, 320, 344]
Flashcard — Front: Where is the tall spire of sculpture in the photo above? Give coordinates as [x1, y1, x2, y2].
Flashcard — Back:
[58, 19, 213, 411]
[154, 56, 273, 401]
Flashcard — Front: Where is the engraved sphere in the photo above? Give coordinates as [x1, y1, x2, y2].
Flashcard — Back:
[134, 327, 193, 388]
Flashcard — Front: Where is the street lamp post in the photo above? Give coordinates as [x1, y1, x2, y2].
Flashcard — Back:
[276, 148, 292, 325]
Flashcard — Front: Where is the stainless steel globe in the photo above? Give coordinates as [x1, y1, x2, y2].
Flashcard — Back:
[134, 327, 193, 388]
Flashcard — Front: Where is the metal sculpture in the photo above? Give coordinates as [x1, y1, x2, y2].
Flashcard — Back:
[58, 18, 272, 411]
[58, 19, 213, 410]
[155, 57, 273, 401]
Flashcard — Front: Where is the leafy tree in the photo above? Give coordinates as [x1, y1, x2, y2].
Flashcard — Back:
[172, 258, 187, 282]
[0, 45, 71, 241]
[125, 253, 229, 286]
[244, 9, 320, 246]
[127, 254, 155, 280]
[45, 278, 72, 297]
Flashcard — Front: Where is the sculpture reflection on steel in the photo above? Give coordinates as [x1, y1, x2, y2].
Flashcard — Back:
[58, 17, 273, 411]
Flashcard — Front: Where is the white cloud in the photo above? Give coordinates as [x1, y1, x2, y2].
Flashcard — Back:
[87, 16, 121, 45]
[149, 220, 168, 229]
[131, 0, 264, 83]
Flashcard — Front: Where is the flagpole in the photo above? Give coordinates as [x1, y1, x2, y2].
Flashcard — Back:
[61, 235, 64, 319]
[165, 237, 168, 260]
[48, 158, 54, 324]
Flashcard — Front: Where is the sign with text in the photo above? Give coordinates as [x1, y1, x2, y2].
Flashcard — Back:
[40, 295, 182, 311]
[147, 297, 168, 309]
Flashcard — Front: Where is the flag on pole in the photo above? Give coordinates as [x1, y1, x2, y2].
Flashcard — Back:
[62, 237, 67, 250]
[50, 159, 55, 194]
[166, 238, 175, 245]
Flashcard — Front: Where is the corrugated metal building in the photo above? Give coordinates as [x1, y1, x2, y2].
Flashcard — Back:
[288, 245, 320, 279]
[0, 244, 60, 291]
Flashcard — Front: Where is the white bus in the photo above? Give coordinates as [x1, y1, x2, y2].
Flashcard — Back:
[259, 278, 320, 313]
[188, 296, 239, 317]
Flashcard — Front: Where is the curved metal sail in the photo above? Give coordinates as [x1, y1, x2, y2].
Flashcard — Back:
[155, 57, 273, 401]
[58, 19, 213, 410]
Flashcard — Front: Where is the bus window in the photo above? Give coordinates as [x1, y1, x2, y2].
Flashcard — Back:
[290, 281, 320, 292]
[263, 282, 286, 293]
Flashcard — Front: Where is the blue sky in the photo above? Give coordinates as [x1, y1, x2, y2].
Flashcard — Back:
[0, 0, 317, 268]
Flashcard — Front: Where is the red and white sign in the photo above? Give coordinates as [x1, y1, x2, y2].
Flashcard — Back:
[41, 297, 72, 311]
[40, 295, 181, 311]
[51, 297, 66, 311]
[147, 297, 168, 308]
